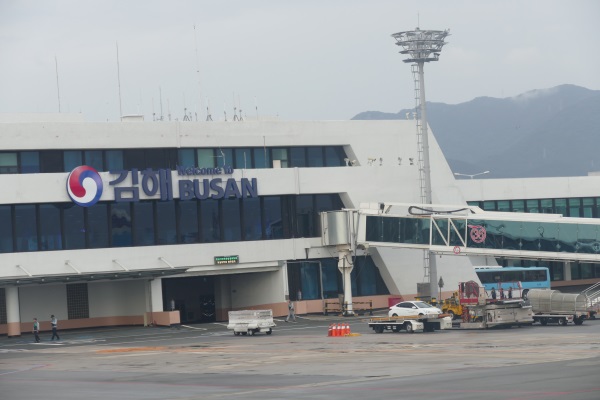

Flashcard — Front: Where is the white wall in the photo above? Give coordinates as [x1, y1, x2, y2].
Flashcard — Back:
[89, 280, 146, 317]
[230, 269, 285, 308]
[19, 284, 67, 322]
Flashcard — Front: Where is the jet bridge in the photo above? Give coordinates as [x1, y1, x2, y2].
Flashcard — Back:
[321, 202, 600, 315]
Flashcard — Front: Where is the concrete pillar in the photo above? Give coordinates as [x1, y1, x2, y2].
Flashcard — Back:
[149, 278, 164, 312]
[564, 262, 572, 281]
[6, 287, 21, 337]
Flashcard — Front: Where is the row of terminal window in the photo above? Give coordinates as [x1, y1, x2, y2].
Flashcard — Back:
[468, 198, 600, 219]
[0, 146, 348, 174]
[0, 194, 343, 254]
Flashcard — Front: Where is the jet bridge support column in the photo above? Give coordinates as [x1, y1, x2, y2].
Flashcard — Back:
[337, 246, 354, 316]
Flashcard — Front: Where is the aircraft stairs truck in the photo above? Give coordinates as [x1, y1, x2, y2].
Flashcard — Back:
[528, 283, 600, 326]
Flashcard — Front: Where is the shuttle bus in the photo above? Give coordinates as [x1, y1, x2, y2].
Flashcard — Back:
[475, 266, 551, 298]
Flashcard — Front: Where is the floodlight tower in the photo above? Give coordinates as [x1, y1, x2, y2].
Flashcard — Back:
[392, 27, 450, 299]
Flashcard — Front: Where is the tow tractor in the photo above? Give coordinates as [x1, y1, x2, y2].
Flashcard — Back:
[458, 280, 534, 329]
[368, 314, 453, 333]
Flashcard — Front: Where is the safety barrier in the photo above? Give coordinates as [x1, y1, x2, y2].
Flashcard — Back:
[323, 300, 373, 316]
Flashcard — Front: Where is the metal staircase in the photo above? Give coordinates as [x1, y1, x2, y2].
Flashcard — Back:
[582, 282, 600, 311]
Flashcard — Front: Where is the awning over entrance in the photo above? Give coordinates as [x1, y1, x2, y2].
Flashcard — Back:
[185, 261, 281, 276]
[0, 267, 188, 287]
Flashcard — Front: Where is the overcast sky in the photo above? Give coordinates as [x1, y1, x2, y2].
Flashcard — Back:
[1, 0, 599, 122]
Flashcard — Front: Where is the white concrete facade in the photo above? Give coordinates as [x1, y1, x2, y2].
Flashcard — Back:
[0, 116, 486, 333]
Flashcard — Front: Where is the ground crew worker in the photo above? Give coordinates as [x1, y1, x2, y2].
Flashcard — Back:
[50, 315, 60, 340]
[33, 318, 40, 343]
[286, 299, 296, 322]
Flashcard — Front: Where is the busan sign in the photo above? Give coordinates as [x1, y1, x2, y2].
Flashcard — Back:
[214, 255, 239, 265]
[66, 165, 258, 207]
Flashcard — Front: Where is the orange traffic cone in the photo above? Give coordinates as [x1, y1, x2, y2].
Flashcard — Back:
[346, 323, 351, 335]
[327, 324, 333, 337]
[336, 323, 342, 337]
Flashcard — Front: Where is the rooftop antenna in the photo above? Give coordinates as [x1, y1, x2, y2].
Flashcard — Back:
[183, 92, 191, 121]
[232, 92, 239, 121]
[237, 94, 243, 121]
[223, 101, 227, 121]
[54, 55, 61, 113]
[392, 26, 450, 300]
[159, 86, 164, 121]
[206, 98, 213, 121]
[167, 99, 171, 121]
[255, 97, 259, 120]
[193, 24, 203, 121]
[116, 42, 123, 120]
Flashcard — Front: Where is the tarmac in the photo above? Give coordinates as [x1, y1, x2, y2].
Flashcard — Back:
[1, 312, 599, 399]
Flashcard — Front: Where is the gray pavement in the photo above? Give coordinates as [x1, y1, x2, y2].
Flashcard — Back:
[1, 314, 599, 399]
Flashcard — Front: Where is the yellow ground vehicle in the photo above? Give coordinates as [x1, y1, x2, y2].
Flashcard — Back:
[440, 292, 463, 320]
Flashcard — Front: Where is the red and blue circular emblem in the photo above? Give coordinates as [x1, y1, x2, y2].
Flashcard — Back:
[66, 166, 103, 207]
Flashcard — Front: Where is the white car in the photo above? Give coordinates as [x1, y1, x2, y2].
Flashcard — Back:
[388, 301, 442, 318]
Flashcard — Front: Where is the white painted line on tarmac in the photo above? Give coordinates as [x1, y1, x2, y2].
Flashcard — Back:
[180, 325, 208, 331]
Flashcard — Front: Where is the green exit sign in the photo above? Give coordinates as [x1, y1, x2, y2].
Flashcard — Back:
[214, 255, 239, 265]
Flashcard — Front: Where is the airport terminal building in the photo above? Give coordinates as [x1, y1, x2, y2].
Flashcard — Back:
[0, 114, 598, 336]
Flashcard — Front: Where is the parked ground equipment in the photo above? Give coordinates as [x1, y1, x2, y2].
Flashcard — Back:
[528, 288, 594, 326]
[458, 280, 534, 329]
[440, 292, 463, 320]
[368, 314, 452, 333]
[227, 310, 275, 336]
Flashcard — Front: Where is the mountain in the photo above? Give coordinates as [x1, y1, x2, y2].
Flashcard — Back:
[352, 85, 600, 178]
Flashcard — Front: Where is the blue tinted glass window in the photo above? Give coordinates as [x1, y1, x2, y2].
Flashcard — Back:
[307, 147, 324, 167]
[325, 146, 345, 167]
[295, 195, 314, 237]
[111, 203, 132, 247]
[63, 204, 85, 250]
[179, 200, 199, 243]
[0, 152, 18, 174]
[197, 149, 215, 168]
[200, 200, 220, 242]
[568, 198, 581, 218]
[217, 148, 233, 168]
[0, 205, 13, 253]
[15, 205, 37, 252]
[554, 199, 567, 216]
[123, 149, 145, 170]
[87, 204, 109, 248]
[253, 148, 270, 169]
[290, 148, 306, 167]
[20, 151, 40, 173]
[222, 198, 241, 242]
[235, 148, 252, 169]
[156, 200, 176, 245]
[145, 149, 167, 170]
[321, 259, 339, 299]
[106, 150, 124, 170]
[64, 151, 83, 172]
[540, 199, 553, 214]
[179, 149, 195, 166]
[582, 198, 594, 218]
[39, 204, 62, 250]
[356, 257, 377, 296]
[300, 262, 320, 300]
[511, 200, 525, 213]
[263, 196, 283, 239]
[242, 197, 262, 240]
[527, 199, 540, 213]
[272, 148, 288, 168]
[84, 150, 103, 171]
[133, 202, 155, 246]
[40, 150, 63, 173]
